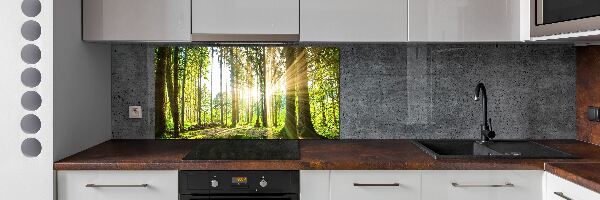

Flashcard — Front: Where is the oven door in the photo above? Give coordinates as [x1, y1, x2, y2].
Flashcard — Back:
[180, 194, 299, 200]
[533, 0, 600, 37]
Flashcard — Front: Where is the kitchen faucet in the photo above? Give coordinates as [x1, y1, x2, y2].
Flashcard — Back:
[474, 83, 495, 143]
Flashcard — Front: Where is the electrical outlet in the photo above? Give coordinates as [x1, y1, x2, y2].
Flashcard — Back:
[129, 106, 142, 119]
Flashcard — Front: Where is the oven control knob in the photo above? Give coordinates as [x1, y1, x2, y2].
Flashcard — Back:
[259, 179, 268, 188]
[210, 179, 219, 188]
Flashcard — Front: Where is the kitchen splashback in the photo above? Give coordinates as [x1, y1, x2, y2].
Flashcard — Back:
[112, 44, 576, 139]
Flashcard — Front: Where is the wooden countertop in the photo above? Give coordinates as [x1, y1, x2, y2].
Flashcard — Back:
[54, 139, 600, 170]
[545, 162, 600, 194]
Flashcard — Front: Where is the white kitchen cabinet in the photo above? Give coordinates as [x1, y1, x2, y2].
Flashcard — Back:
[546, 172, 600, 200]
[409, 0, 529, 42]
[421, 170, 543, 200]
[300, 170, 330, 200]
[82, 0, 191, 42]
[57, 170, 178, 200]
[300, 0, 408, 42]
[330, 170, 420, 200]
[191, 0, 299, 41]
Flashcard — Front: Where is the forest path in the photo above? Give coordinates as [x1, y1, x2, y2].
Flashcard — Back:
[179, 126, 275, 139]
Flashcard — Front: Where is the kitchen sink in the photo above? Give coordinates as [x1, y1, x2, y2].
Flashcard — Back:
[411, 140, 577, 159]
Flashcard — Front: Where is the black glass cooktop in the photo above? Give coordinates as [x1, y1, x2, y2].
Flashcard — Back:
[183, 140, 300, 160]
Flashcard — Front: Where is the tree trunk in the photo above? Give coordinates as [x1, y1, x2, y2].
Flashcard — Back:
[219, 50, 224, 126]
[155, 47, 168, 138]
[260, 48, 268, 127]
[210, 48, 214, 123]
[196, 48, 204, 126]
[229, 49, 239, 127]
[172, 47, 181, 137]
[180, 47, 187, 131]
[166, 47, 180, 137]
[283, 47, 298, 139]
[296, 48, 321, 139]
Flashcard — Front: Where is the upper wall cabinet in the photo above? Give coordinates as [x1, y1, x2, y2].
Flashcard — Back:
[83, 0, 191, 42]
[191, 0, 300, 41]
[409, 0, 530, 42]
[300, 0, 408, 42]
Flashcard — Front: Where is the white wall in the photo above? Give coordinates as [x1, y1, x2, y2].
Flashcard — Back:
[0, 0, 54, 199]
[53, 0, 112, 161]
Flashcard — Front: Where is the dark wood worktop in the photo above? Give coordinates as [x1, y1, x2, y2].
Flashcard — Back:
[545, 162, 600, 194]
[54, 139, 600, 170]
[54, 139, 600, 193]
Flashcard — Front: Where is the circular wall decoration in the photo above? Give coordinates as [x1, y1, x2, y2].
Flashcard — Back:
[21, 44, 41, 64]
[21, 91, 42, 111]
[20, 114, 41, 134]
[21, 0, 41, 17]
[21, 138, 42, 157]
[21, 68, 41, 88]
[21, 20, 41, 41]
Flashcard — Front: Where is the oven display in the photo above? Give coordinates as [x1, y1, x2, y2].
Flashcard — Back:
[232, 177, 248, 185]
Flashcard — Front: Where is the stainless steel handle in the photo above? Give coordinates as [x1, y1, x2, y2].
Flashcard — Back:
[451, 182, 514, 188]
[353, 183, 400, 187]
[85, 184, 149, 188]
[554, 192, 573, 200]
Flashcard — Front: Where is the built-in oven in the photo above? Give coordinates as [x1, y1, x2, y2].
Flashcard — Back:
[532, 0, 600, 37]
[179, 171, 299, 200]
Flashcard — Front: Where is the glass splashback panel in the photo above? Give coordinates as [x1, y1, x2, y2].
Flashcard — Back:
[154, 46, 340, 139]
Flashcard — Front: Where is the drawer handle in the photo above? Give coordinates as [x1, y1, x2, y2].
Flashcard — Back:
[85, 184, 149, 188]
[353, 183, 400, 187]
[451, 182, 514, 188]
[554, 192, 573, 200]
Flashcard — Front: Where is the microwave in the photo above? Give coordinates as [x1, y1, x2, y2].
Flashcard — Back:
[532, 0, 600, 37]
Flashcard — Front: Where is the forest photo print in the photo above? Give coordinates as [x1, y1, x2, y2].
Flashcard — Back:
[154, 46, 340, 139]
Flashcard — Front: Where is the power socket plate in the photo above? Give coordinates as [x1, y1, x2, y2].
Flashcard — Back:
[129, 106, 142, 119]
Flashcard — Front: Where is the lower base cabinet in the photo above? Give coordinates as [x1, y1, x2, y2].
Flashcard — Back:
[300, 170, 545, 200]
[330, 170, 421, 200]
[421, 170, 543, 200]
[57, 170, 178, 200]
[57, 170, 600, 200]
[300, 171, 331, 200]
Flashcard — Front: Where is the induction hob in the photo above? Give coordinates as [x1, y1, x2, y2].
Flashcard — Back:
[182, 140, 300, 160]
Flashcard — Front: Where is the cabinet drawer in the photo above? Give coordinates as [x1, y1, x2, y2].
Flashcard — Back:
[546, 172, 600, 200]
[57, 170, 178, 200]
[422, 170, 543, 200]
[300, 171, 330, 200]
[330, 170, 420, 200]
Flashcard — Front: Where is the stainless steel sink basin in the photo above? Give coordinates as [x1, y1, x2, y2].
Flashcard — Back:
[411, 140, 577, 159]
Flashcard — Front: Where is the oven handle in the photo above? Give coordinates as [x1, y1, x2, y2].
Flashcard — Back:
[180, 194, 298, 200]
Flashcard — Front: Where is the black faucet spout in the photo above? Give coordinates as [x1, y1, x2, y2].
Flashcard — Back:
[474, 83, 495, 142]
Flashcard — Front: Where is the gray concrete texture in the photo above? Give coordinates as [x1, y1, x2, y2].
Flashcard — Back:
[112, 44, 576, 139]
[111, 44, 155, 139]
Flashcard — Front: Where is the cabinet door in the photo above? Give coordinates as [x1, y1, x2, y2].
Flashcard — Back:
[330, 170, 420, 200]
[546, 172, 600, 200]
[191, 0, 299, 40]
[421, 170, 543, 200]
[409, 0, 529, 42]
[300, 170, 330, 200]
[300, 0, 408, 42]
[82, 0, 191, 41]
[57, 170, 178, 200]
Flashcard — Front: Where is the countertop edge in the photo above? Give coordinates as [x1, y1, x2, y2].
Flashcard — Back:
[545, 162, 600, 194]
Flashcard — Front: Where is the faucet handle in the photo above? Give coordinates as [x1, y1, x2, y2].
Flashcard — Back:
[488, 118, 496, 139]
